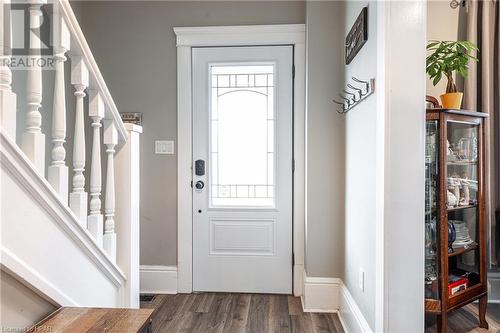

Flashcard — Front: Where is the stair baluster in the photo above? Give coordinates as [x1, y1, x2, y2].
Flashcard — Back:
[88, 90, 104, 246]
[69, 57, 89, 227]
[1, 0, 141, 308]
[47, 14, 70, 203]
[21, 1, 46, 174]
[103, 121, 118, 262]
[0, 1, 17, 139]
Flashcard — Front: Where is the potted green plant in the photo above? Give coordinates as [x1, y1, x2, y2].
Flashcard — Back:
[426, 40, 479, 109]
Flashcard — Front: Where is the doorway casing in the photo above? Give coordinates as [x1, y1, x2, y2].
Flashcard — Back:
[174, 24, 306, 295]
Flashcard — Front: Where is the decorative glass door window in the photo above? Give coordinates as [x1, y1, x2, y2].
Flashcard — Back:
[209, 64, 275, 207]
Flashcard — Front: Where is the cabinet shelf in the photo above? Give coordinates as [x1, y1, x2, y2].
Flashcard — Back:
[448, 243, 477, 258]
[447, 160, 478, 166]
[448, 284, 484, 304]
[425, 299, 441, 314]
[447, 204, 478, 212]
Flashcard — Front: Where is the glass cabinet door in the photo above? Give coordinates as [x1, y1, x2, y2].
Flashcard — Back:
[446, 120, 481, 296]
[425, 120, 439, 300]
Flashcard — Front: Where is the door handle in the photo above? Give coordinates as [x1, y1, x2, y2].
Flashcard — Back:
[195, 181, 205, 190]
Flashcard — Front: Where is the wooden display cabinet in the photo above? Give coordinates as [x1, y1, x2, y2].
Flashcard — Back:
[425, 109, 489, 332]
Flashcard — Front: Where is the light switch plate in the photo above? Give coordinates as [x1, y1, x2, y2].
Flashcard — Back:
[155, 140, 174, 154]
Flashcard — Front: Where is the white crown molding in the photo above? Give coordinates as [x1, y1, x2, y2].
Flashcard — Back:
[0, 132, 126, 287]
[174, 24, 306, 47]
[140, 265, 177, 294]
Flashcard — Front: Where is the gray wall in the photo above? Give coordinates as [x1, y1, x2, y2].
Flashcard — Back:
[305, 1, 346, 278]
[343, 1, 379, 329]
[75, 1, 306, 266]
[0, 270, 56, 330]
[340, 2, 426, 330]
[426, 0, 467, 97]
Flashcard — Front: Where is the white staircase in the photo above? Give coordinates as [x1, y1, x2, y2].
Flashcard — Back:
[0, 0, 141, 309]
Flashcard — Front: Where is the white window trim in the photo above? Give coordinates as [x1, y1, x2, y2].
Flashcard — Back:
[174, 24, 306, 295]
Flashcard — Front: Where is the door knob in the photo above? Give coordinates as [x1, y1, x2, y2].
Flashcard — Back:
[195, 181, 205, 190]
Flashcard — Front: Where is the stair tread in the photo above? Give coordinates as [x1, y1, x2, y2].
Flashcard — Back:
[30, 307, 153, 333]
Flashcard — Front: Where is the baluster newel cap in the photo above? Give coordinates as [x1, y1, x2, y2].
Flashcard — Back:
[89, 90, 105, 119]
[71, 56, 89, 87]
[53, 10, 70, 54]
[104, 120, 118, 146]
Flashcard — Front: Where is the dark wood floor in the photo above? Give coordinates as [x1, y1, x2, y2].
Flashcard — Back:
[141, 293, 500, 333]
[140, 293, 344, 333]
[425, 304, 500, 333]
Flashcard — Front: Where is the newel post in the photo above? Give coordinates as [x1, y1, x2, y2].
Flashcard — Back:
[103, 120, 117, 262]
[0, 1, 17, 139]
[115, 123, 142, 308]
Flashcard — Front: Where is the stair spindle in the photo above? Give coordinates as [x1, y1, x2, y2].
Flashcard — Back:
[87, 90, 105, 246]
[21, 1, 46, 174]
[103, 120, 117, 262]
[47, 14, 70, 203]
[0, 1, 17, 139]
[69, 57, 89, 227]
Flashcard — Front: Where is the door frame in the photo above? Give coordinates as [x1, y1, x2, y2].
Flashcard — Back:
[174, 24, 306, 295]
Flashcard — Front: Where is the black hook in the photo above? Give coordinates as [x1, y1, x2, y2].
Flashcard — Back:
[332, 99, 347, 114]
[352, 76, 370, 93]
[343, 89, 359, 102]
[347, 83, 362, 93]
[339, 93, 353, 106]
[352, 76, 368, 84]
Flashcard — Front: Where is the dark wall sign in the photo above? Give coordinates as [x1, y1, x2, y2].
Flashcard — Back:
[345, 7, 368, 65]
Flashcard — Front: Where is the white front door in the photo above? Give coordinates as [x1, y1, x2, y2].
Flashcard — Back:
[192, 46, 293, 294]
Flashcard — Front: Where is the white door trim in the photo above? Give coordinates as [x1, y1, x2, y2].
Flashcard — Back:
[174, 24, 306, 295]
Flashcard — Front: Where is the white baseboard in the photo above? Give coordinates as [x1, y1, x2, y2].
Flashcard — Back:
[339, 283, 372, 333]
[140, 265, 177, 294]
[301, 271, 341, 313]
[488, 273, 500, 303]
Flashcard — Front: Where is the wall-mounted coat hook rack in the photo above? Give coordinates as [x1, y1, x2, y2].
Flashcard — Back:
[333, 77, 375, 114]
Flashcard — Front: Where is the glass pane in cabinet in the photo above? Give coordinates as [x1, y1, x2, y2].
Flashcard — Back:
[446, 120, 481, 297]
[448, 207, 480, 295]
[425, 120, 439, 299]
[446, 121, 479, 209]
[449, 207, 478, 251]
